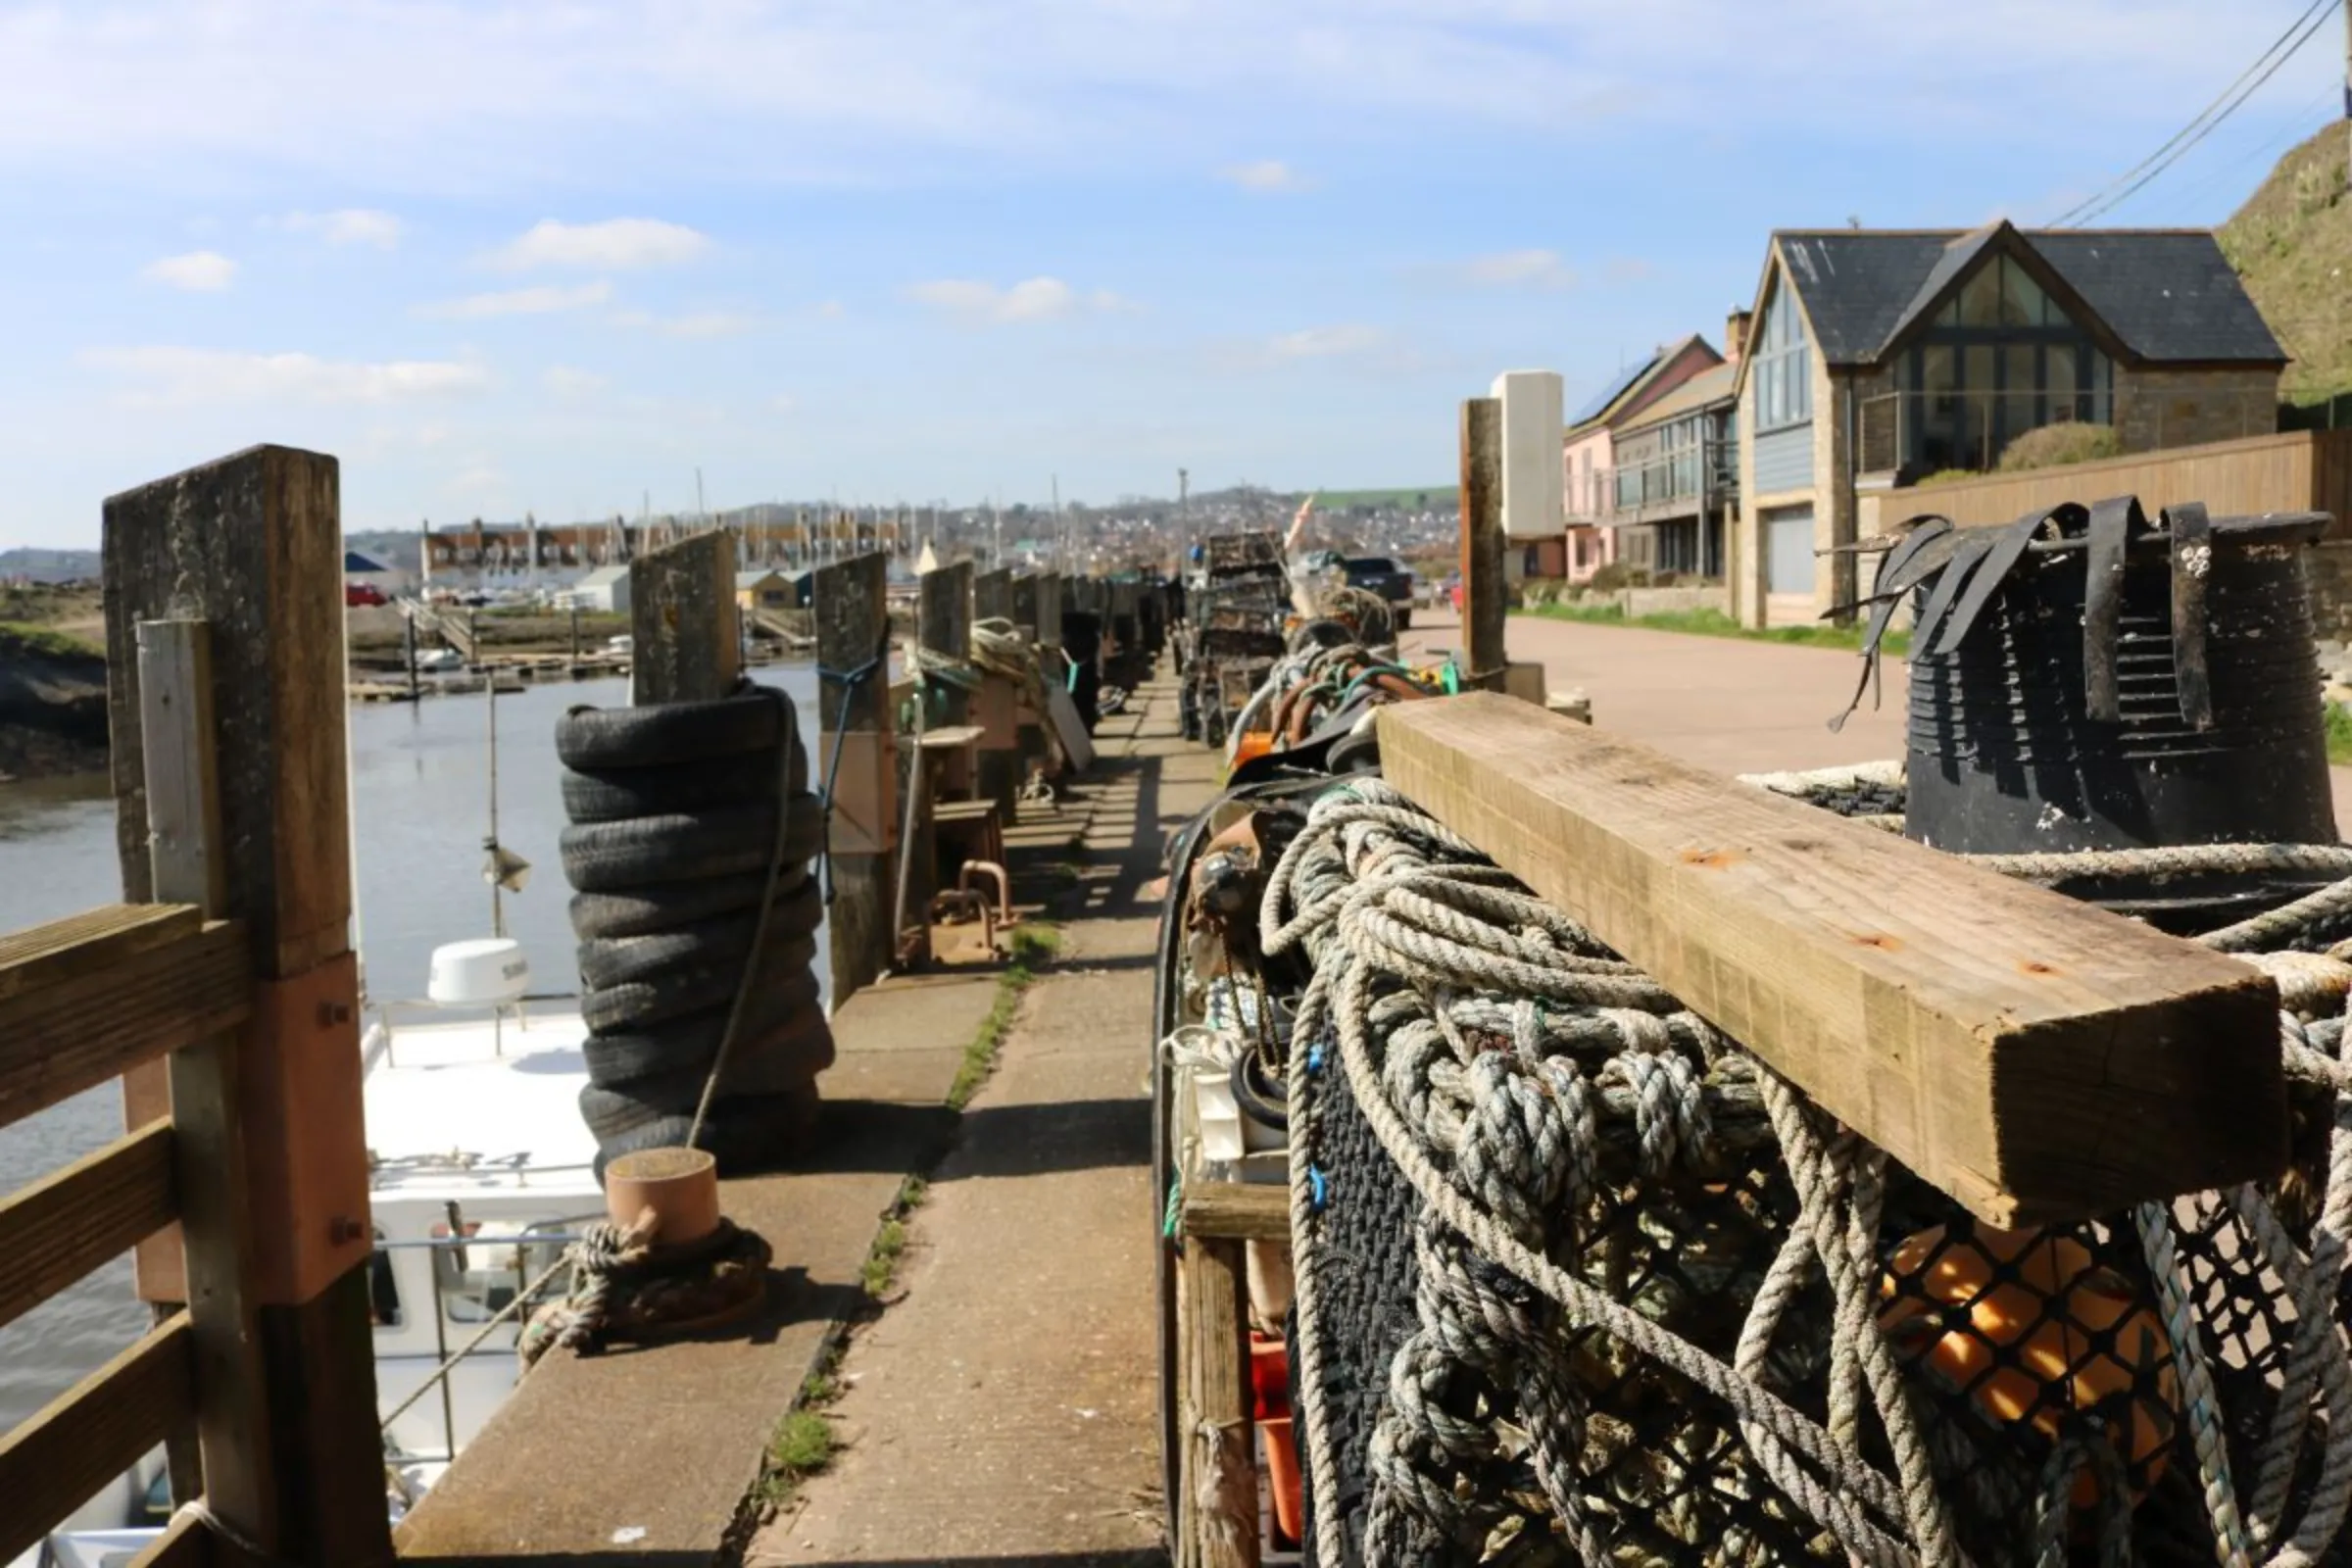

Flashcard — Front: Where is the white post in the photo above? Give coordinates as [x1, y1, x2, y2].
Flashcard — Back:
[1491, 369, 1565, 583]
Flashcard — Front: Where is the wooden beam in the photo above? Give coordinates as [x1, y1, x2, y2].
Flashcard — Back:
[1458, 397, 1506, 684]
[1181, 1180, 1289, 1242]
[0, 1119, 176, 1332]
[0, 903, 199, 1003]
[630, 528, 742, 704]
[1374, 692, 2286, 1226]
[0, 1314, 196, 1567]
[0, 918, 249, 1129]
[138, 618, 279, 1554]
[1178, 1237, 1258, 1568]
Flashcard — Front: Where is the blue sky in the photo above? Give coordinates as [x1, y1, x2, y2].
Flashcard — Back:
[1, 0, 2342, 547]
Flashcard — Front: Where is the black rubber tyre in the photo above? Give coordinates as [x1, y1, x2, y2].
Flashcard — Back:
[575, 883, 824, 991]
[567, 870, 806, 942]
[580, 933, 820, 1033]
[1394, 608, 1411, 631]
[561, 742, 808, 824]
[588, 1087, 823, 1179]
[559, 795, 825, 892]
[581, 1059, 828, 1137]
[581, 979, 825, 1086]
[556, 691, 792, 771]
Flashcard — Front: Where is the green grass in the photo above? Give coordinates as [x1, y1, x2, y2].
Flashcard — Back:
[1519, 600, 1908, 659]
[946, 925, 1060, 1112]
[0, 621, 103, 659]
[2328, 704, 2352, 766]
[756, 1409, 839, 1507]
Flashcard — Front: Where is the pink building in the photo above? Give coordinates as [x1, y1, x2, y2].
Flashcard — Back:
[1559, 333, 1728, 582]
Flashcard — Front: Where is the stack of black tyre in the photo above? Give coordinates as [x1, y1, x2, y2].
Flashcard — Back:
[555, 686, 835, 1175]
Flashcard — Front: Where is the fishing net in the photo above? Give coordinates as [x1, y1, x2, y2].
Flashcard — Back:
[1268, 777, 2352, 1568]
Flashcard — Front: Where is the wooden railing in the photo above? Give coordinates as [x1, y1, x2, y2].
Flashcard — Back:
[0, 445, 386, 1568]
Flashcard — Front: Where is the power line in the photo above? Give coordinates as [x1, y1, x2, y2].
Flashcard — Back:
[2047, 0, 2338, 226]
[2160, 77, 2344, 213]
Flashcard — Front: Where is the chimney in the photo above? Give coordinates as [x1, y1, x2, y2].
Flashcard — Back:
[1725, 307, 1752, 365]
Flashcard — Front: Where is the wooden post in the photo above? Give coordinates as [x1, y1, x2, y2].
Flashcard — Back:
[104, 445, 388, 1566]
[969, 568, 1020, 820]
[972, 566, 1012, 625]
[1375, 693, 2286, 1226]
[1008, 573, 1042, 645]
[1460, 397, 1507, 687]
[136, 619, 276, 1551]
[630, 529, 741, 705]
[1178, 1239, 1257, 1568]
[815, 552, 894, 1006]
[912, 562, 974, 924]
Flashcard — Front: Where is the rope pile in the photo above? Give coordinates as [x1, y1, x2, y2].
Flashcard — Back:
[1257, 775, 2352, 1568]
[518, 1209, 771, 1367]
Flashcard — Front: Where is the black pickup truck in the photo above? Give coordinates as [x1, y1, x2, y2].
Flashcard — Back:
[1343, 556, 1415, 630]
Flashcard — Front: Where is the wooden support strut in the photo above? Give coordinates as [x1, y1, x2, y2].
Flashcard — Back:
[1375, 692, 2287, 1227]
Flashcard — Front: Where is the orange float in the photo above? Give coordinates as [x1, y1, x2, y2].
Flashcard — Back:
[1878, 1222, 2179, 1508]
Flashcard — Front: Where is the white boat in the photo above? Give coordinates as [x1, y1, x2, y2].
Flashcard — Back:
[24, 978, 600, 1567]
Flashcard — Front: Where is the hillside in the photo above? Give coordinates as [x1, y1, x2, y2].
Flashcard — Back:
[2221, 119, 2352, 405]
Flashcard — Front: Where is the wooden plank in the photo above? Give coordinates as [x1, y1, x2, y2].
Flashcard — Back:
[630, 528, 742, 705]
[127, 1508, 223, 1568]
[139, 618, 279, 1554]
[0, 904, 200, 1003]
[1179, 1237, 1258, 1568]
[0, 1119, 176, 1332]
[0, 1314, 196, 1567]
[1181, 1180, 1290, 1242]
[1458, 397, 1506, 684]
[0, 918, 250, 1129]
[1374, 692, 2287, 1227]
[106, 447, 350, 981]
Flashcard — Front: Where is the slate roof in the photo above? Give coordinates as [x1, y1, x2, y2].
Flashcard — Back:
[1769, 224, 2285, 368]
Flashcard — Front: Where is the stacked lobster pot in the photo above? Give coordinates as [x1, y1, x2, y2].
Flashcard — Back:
[554, 686, 835, 1174]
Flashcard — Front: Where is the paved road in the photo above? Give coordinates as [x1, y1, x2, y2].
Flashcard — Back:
[1405, 610, 2352, 830]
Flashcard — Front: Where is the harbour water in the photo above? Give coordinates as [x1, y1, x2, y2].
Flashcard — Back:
[0, 668, 824, 1435]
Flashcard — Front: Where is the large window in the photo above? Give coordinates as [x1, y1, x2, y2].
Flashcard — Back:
[1755, 281, 1812, 432]
[1905, 255, 2112, 471]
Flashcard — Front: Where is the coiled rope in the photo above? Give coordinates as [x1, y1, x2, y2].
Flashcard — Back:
[1262, 775, 2352, 1568]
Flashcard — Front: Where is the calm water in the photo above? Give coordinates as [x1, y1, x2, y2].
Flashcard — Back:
[0, 668, 822, 1436]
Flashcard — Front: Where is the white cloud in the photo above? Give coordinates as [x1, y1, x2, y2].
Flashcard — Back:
[416, 280, 613, 319]
[141, 250, 237, 291]
[280, 209, 402, 248]
[1266, 323, 1386, 361]
[1221, 159, 1309, 192]
[815, 299, 847, 320]
[906, 276, 1129, 324]
[1446, 250, 1577, 290]
[611, 309, 759, 339]
[542, 366, 608, 398]
[488, 219, 710, 271]
[82, 346, 488, 407]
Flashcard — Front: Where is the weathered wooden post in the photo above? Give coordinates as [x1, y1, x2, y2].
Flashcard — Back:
[815, 552, 895, 1005]
[1459, 396, 1508, 690]
[105, 444, 388, 1566]
[969, 567, 1021, 821]
[631, 529, 741, 704]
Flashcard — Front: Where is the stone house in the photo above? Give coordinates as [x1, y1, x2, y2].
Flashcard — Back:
[1729, 220, 2288, 626]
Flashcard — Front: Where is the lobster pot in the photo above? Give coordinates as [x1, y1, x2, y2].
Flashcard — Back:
[1905, 516, 2333, 863]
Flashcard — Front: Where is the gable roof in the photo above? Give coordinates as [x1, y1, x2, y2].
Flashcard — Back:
[1615, 361, 1738, 435]
[1566, 333, 1722, 433]
[1765, 224, 2285, 368]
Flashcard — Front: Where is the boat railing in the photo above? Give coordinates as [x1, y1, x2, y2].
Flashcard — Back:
[362, 990, 582, 1069]
[375, 1230, 592, 1480]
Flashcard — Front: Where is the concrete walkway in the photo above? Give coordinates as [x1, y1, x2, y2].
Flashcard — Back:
[749, 673, 1219, 1567]
[1407, 609, 2352, 826]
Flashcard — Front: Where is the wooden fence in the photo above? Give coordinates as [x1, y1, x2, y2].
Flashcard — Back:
[0, 445, 386, 1568]
[1863, 426, 2352, 536]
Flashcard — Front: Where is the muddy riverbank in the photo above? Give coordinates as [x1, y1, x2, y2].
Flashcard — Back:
[0, 627, 108, 781]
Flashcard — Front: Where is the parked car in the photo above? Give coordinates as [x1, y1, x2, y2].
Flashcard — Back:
[1343, 556, 1414, 630]
[345, 582, 388, 607]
